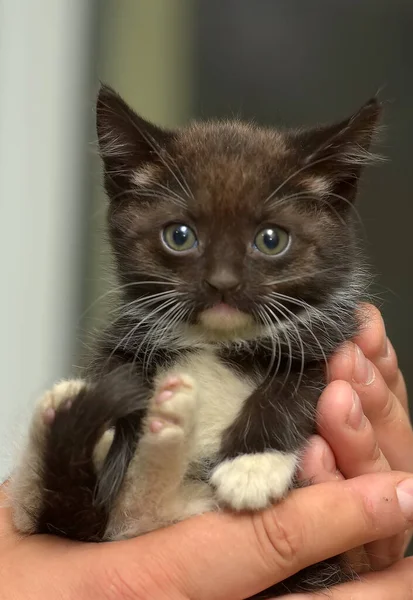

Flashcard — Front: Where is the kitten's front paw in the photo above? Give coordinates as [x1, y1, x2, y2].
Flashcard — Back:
[211, 452, 298, 511]
[145, 374, 197, 443]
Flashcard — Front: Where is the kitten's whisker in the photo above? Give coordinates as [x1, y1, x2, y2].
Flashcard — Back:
[325, 190, 365, 232]
[254, 307, 282, 394]
[268, 291, 348, 347]
[268, 192, 347, 227]
[138, 178, 190, 208]
[138, 301, 189, 376]
[133, 185, 187, 210]
[263, 151, 368, 205]
[80, 281, 179, 321]
[110, 186, 187, 210]
[266, 300, 306, 394]
[267, 296, 330, 373]
[263, 266, 339, 287]
[263, 304, 294, 392]
[106, 293, 182, 332]
[145, 303, 190, 373]
[113, 271, 181, 286]
[112, 290, 185, 316]
[103, 296, 181, 372]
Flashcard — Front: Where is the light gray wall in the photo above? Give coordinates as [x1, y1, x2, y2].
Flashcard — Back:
[0, 0, 96, 477]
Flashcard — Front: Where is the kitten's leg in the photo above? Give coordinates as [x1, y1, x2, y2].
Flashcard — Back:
[139, 373, 198, 494]
[11, 379, 88, 534]
[107, 373, 213, 539]
[12, 367, 147, 541]
[211, 366, 323, 511]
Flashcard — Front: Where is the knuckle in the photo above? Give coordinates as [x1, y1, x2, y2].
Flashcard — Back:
[256, 507, 303, 570]
[358, 492, 381, 534]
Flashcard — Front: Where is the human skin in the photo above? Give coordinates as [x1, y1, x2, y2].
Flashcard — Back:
[298, 303, 411, 574]
[0, 304, 411, 600]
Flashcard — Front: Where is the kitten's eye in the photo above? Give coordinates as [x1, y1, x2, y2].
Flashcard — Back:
[162, 223, 198, 252]
[254, 226, 290, 256]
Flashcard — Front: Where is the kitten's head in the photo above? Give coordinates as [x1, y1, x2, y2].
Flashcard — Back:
[97, 86, 381, 341]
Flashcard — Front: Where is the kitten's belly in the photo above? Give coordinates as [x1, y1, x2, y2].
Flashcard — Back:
[158, 349, 256, 460]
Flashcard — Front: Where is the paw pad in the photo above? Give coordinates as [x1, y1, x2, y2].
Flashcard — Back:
[146, 373, 197, 439]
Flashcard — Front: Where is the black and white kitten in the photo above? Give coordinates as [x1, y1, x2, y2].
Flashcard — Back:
[11, 86, 381, 597]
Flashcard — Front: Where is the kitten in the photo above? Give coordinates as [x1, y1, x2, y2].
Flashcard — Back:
[10, 85, 381, 597]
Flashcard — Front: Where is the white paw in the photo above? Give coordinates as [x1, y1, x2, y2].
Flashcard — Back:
[33, 379, 87, 431]
[211, 452, 298, 511]
[145, 374, 197, 443]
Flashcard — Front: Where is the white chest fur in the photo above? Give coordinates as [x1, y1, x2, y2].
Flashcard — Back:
[156, 348, 256, 461]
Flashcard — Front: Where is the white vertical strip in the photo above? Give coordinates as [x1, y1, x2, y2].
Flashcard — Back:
[0, 0, 95, 476]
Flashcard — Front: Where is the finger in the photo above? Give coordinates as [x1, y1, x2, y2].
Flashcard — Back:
[317, 379, 409, 570]
[384, 342, 408, 414]
[329, 344, 413, 473]
[104, 473, 413, 600]
[317, 380, 390, 477]
[355, 368, 413, 473]
[298, 423, 387, 573]
[298, 435, 343, 484]
[353, 304, 407, 412]
[283, 557, 413, 599]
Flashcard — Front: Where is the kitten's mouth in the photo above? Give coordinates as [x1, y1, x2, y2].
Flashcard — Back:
[198, 302, 254, 331]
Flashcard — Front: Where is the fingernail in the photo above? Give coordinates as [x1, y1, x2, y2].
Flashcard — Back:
[353, 346, 375, 385]
[396, 479, 413, 519]
[347, 391, 366, 430]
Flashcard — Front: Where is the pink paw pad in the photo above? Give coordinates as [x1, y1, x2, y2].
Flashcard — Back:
[155, 390, 174, 405]
[61, 398, 73, 411]
[149, 419, 165, 434]
[160, 375, 182, 390]
[43, 407, 56, 425]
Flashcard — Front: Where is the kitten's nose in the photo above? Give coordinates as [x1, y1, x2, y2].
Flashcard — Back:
[204, 269, 241, 292]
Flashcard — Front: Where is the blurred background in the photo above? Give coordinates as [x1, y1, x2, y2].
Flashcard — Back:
[1, 0, 412, 480]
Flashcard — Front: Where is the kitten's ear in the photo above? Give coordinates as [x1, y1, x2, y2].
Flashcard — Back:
[96, 84, 173, 194]
[297, 98, 383, 204]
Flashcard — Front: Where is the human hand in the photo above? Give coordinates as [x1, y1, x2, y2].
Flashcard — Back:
[1, 304, 410, 600]
[300, 303, 411, 572]
[2, 470, 413, 600]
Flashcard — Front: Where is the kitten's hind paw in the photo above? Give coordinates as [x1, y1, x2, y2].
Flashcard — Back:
[145, 374, 197, 443]
[11, 379, 89, 534]
[12, 368, 146, 540]
[34, 379, 87, 431]
[211, 451, 298, 511]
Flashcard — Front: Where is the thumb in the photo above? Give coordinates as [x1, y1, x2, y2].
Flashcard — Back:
[101, 472, 413, 600]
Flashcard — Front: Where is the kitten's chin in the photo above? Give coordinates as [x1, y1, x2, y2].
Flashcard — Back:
[198, 304, 254, 332]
